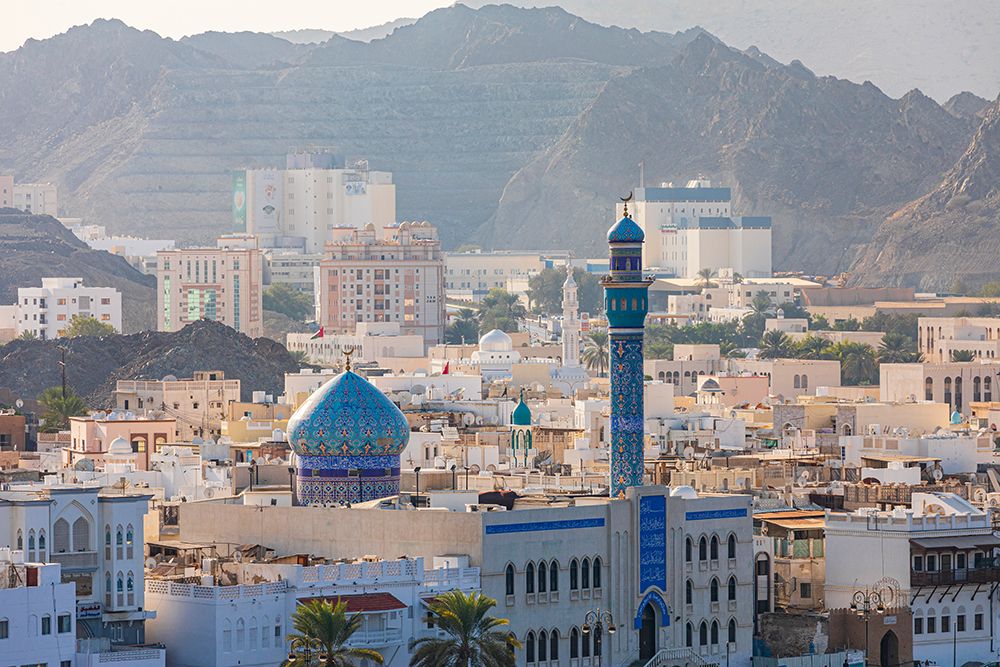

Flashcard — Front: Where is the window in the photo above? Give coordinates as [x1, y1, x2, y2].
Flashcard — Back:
[54, 518, 69, 553]
[570, 628, 580, 658]
[975, 613, 984, 631]
[236, 618, 245, 649]
[710, 578, 720, 602]
[685, 622, 693, 647]
[538, 630, 547, 661]
[0, 618, 7, 639]
[686, 579, 693, 604]
[711, 620, 719, 645]
[526, 631, 536, 663]
[593, 557, 602, 588]
[913, 555, 924, 571]
[728, 618, 737, 644]
[41, 615, 51, 635]
[728, 534, 737, 559]
[505, 564, 515, 596]
[699, 536, 708, 561]
[57, 614, 71, 633]
[710, 535, 720, 560]
[550, 560, 559, 592]
[914, 616, 923, 634]
[728, 576, 737, 601]
[686, 537, 693, 562]
[582, 626, 591, 657]
[581, 557, 591, 588]
[223, 619, 232, 651]
[799, 582, 812, 598]
[957, 553, 967, 569]
[570, 559, 579, 590]
[927, 554, 937, 571]
[550, 629, 559, 660]
[699, 621, 708, 646]
[927, 615, 937, 633]
[538, 561, 547, 593]
[941, 614, 950, 633]
[957, 614, 966, 632]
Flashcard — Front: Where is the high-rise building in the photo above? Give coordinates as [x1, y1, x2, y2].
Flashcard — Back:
[156, 240, 263, 337]
[234, 152, 395, 254]
[16, 277, 122, 340]
[604, 202, 652, 499]
[315, 221, 445, 346]
[617, 178, 771, 278]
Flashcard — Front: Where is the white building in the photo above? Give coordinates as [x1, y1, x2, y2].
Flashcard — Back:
[145, 556, 479, 667]
[825, 493, 1000, 666]
[917, 316, 1000, 362]
[617, 179, 771, 278]
[236, 153, 396, 254]
[12, 182, 58, 216]
[0, 556, 77, 666]
[444, 252, 547, 302]
[286, 322, 425, 367]
[16, 277, 122, 339]
[0, 481, 158, 653]
[114, 371, 241, 441]
[840, 431, 994, 474]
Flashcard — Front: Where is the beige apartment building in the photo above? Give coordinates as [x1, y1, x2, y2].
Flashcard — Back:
[918, 316, 1000, 362]
[444, 251, 546, 300]
[880, 361, 1000, 414]
[12, 181, 58, 216]
[316, 221, 445, 346]
[156, 241, 263, 337]
[114, 371, 241, 441]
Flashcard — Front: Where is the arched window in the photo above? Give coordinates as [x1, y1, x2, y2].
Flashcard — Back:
[685, 537, 693, 562]
[126, 525, 134, 545]
[581, 557, 591, 588]
[16, 529, 22, 550]
[570, 559, 579, 590]
[802, 375, 808, 390]
[974, 376, 982, 402]
[28, 529, 36, 558]
[711, 620, 719, 645]
[985, 376, 992, 402]
[116, 572, 123, 592]
[236, 618, 245, 650]
[105, 525, 111, 546]
[728, 575, 737, 601]
[699, 621, 708, 646]
[944, 377, 952, 406]
[570, 628, 580, 659]
[793, 375, 801, 389]
[728, 533, 737, 559]
[699, 536, 708, 561]
[505, 564, 515, 596]
[538, 561, 547, 593]
[728, 618, 737, 644]
[72, 517, 89, 551]
[53, 518, 69, 553]
[710, 535, 719, 561]
[261, 615, 270, 648]
[538, 630, 548, 661]
[37, 530, 45, 557]
[104, 571, 111, 604]
[249, 616, 258, 650]
[925, 377, 934, 401]
[550, 629, 559, 660]
[526, 631, 536, 663]
[223, 618, 233, 651]
[710, 577, 720, 602]
[686, 579, 693, 604]
[549, 560, 559, 592]
[593, 557, 602, 589]
[126, 572, 134, 592]
[582, 627, 591, 657]
[685, 622, 693, 647]
[525, 562, 535, 594]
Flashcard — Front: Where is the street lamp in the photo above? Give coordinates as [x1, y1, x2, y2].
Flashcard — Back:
[413, 466, 422, 507]
[287, 467, 296, 506]
[451, 464, 457, 490]
[849, 589, 885, 665]
[582, 607, 615, 667]
[463, 465, 471, 490]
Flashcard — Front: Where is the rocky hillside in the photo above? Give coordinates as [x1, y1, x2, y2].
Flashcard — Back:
[0, 320, 302, 407]
[482, 35, 977, 273]
[0, 209, 155, 332]
[849, 99, 1000, 290]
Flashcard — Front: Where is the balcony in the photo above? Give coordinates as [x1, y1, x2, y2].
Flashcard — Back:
[346, 627, 403, 646]
[51, 550, 98, 570]
[911, 566, 1000, 587]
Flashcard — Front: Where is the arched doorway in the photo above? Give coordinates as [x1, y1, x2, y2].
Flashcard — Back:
[639, 603, 657, 660]
[879, 629, 899, 667]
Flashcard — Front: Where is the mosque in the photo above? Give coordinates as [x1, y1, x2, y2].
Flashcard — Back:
[259, 207, 754, 666]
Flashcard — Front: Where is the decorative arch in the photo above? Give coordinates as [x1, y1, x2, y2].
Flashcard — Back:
[633, 589, 671, 629]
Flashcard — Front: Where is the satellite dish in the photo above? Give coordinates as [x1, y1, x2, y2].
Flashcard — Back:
[462, 413, 476, 426]
[14, 399, 23, 409]
[411, 384, 427, 396]
[162, 375, 178, 382]
[145, 557, 158, 570]
[233, 551, 243, 563]
[932, 467, 944, 482]
[74, 458, 95, 472]
[974, 488, 988, 502]
[683, 446, 695, 461]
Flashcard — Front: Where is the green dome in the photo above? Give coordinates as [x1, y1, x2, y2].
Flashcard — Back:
[512, 391, 532, 426]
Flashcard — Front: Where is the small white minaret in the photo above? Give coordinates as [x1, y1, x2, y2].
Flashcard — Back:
[562, 265, 581, 367]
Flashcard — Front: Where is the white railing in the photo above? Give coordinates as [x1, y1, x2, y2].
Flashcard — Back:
[346, 627, 404, 646]
[145, 579, 287, 600]
[296, 559, 422, 585]
[643, 647, 717, 667]
[423, 567, 481, 589]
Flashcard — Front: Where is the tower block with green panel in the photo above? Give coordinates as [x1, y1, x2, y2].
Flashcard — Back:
[603, 202, 653, 499]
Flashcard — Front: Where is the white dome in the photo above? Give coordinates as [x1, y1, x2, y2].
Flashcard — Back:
[107, 436, 133, 457]
[669, 485, 699, 499]
[479, 329, 513, 352]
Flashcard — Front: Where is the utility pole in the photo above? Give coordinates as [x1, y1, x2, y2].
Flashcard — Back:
[58, 346, 67, 398]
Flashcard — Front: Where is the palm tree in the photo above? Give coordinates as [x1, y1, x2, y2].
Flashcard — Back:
[409, 590, 519, 667]
[581, 330, 610, 377]
[16, 330, 37, 341]
[447, 309, 480, 344]
[284, 599, 384, 667]
[758, 330, 793, 359]
[878, 333, 920, 364]
[830, 341, 878, 385]
[951, 349, 976, 362]
[37, 386, 86, 432]
[696, 268, 717, 289]
[794, 335, 833, 360]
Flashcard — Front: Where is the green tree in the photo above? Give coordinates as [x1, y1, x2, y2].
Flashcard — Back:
[284, 599, 384, 667]
[446, 309, 480, 344]
[16, 330, 38, 341]
[525, 268, 602, 315]
[477, 289, 527, 334]
[877, 333, 921, 364]
[829, 341, 878, 385]
[289, 350, 309, 365]
[409, 590, 519, 667]
[809, 314, 831, 331]
[776, 302, 809, 319]
[832, 317, 861, 332]
[978, 282, 1000, 298]
[758, 329, 794, 359]
[697, 268, 717, 289]
[951, 349, 976, 362]
[37, 386, 87, 432]
[60, 315, 116, 338]
[860, 312, 918, 340]
[581, 330, 610, 377]
[263, 283, 314, 322]
[793, 335, 833, 360]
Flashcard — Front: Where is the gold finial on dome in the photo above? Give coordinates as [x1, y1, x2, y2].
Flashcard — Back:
[620, 191, 633, 218]
[343, 347, 354, 372]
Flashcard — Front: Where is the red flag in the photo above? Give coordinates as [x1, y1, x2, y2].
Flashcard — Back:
[310, 326, 324, 340]
[442, 361, 450, 375]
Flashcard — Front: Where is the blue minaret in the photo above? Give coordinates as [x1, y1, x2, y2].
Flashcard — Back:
[604, 200, 652, 499]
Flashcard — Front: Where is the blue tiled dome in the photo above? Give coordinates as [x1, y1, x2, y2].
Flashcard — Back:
[287, 371, 410, 458]
[512, 391, 532, 426]
[607, 215, 644, 243]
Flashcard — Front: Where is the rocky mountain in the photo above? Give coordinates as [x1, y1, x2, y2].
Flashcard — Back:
[0, 209, 155, 332]
[848, 99, 1000, 290]
[482, 35, 977, 273]
[943, 91, 992, 120]
[0, 320, 302, 406]
[179, 31, 313, 68]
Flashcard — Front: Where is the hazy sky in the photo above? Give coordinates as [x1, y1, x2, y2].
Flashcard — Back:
[5, 0, 453, 51]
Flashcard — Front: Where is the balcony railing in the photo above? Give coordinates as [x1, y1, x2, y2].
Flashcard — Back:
[346, 627, 404, 646]
[51, 550, 98, 569]
[911, 566, 1000, 587]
